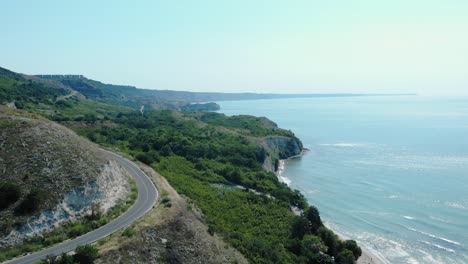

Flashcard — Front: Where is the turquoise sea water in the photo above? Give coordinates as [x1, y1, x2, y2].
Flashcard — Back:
[217, 96, 468, 264]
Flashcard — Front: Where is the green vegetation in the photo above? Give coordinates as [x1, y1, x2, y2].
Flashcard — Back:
[0, 67, 133, 122]
[0, 68, 68, 108]
[161, 196, 172, 208]
[14, 188, 47, 215]
[74, 245, 99, 264]
[181, 102, 220, 112]
[78, 110, 361, 263]
[37, 244, 99, 264]
[0, 178, 138, 262]
[192, 112, 295, 137]
[0, 66, 362, 263]
[0, 182, 21, 210]
[121, 227, 137, 238]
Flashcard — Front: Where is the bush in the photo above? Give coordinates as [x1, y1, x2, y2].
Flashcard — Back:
[305, 206, 322, 232]
[67, 223, 88, 237]
[291, 216, 311, 240]
[121, 227, 137, 238]
[73, 245, 98, 264]
[336, 249, 356, 264]
[160, 195, 172, 208]
[317, 227, 340, 257]
[302, 235, 325, 255]
[340, 240, 362, 260]
[0, 182, 21, 210]
[14, 188, 46, 215]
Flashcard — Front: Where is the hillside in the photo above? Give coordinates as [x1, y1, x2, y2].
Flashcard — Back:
[0, 67, 134, 123]
[79, 110, 361, 264]
[96, 162, 248, 264]
[1, 66, 362, 264]
[0, 107, 130, 249]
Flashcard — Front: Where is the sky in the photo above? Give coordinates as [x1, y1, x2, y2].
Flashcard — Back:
[1, 0, 468, 95]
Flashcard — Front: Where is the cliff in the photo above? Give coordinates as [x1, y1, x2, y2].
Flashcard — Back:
[260, 136, 303, 172]
[180, 102, 221, 112]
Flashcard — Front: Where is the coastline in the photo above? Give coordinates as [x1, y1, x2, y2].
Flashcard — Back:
[276, 149, 384, 264]
[275, 148, 309, 185]
[357, 250, 383, 264]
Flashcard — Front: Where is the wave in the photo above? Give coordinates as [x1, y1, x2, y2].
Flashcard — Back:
[407, 227, 462, 246]
[421, 240, 456, 253]
[429, 216, 452, 224]
[319, 143, 367, 148]
[402, 215, 416, 220]
[445, 201, 468, 210]
[275, 160, 291, 185]
[353, 153, 468, 171]
[306, 189, 320, 195]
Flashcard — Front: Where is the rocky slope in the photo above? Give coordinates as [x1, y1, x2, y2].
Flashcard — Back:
[0, 107, 130, 247]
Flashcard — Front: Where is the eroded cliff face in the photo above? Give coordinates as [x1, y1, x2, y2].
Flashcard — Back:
[0, 111, 130, 247]
[261, 136, 303, 172]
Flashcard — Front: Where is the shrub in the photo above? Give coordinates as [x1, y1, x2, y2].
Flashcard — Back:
[291, 216, 311, 240]
[14, 188, 46, 215]
[160, 196, 172, 207]
[73, 245, 98, 264]
[340, 240, 362, 260]
[305, 205, 322, 232]
[121, 228, 137, 238]
[336, 249, 356, 264]
[0, 182, 21, 210]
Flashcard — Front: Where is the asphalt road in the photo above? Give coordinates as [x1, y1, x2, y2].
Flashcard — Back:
[4, 151, 158, 264]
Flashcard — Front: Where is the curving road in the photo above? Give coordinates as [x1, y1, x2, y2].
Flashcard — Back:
[4, 151, 158, 264]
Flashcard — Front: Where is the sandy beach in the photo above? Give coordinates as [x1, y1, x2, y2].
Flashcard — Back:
[357, 249, 383, 264]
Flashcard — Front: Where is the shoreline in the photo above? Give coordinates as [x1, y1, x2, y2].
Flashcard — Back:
[275, 148, 309, 184]
[276, 148, 385, 264]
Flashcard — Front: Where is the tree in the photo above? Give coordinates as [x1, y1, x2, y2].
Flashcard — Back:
[302, 235, 326, 255]
[308, 253, 335, 264]
[291, 216, 311, 239]
[336, 249, 356, 264]
[305, 205, 322, 232]
[340, 240, 361, 260]
[318, 227, 339, 257]
[73, 245, 98, 264]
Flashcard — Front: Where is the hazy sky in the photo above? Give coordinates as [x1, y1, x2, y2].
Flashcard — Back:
[2, 0, 468, 94]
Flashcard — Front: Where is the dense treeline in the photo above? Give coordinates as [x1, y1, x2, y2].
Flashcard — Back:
[79, 110, 361, 264]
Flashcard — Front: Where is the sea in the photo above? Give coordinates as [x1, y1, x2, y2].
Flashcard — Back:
[217, 96, 468, 264]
